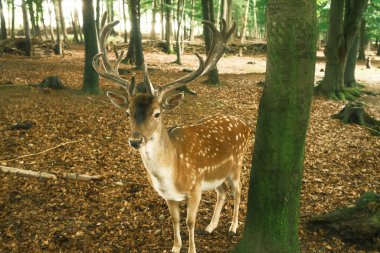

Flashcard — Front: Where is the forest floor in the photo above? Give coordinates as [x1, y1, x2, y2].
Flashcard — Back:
[0, 44, 379, 253]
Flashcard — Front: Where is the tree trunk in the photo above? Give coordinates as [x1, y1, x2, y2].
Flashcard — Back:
[48, 0, 55, 41]
[189, 0, 195, 41]
[357, 17, 366, 60]
[74, 3, 83, 43]
[151, 0, 157, 39]
[96, 0, 100, 32]
[71, 12, 80, 43]
[344, 34, 359, 87]
[160, 0, 165, 40]
[11, 0, 15, 39]
[21, 0, 32, 56]
[38, 3, 49, 40]
[377, 45, 380, 56]
[240, 0, 250, 44]
[316, 0, 368, 100]
[124, 0, 145, 69]
[58, 0, 68, 43]
[82, 0, 100, 94]
[53, 0, 62, 54]
[252, 0, 258, 39]
[201, 0, 220, 85]
[0, 0, 7, 40]
[123, 0, 128, 43]
[175, 0, 184, 64]
[27, 1, 37, 37]
[165, 0, 174, 53]
[232, 0, 317, 252]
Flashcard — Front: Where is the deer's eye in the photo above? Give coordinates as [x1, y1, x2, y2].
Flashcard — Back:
[154, 112, 161, 118]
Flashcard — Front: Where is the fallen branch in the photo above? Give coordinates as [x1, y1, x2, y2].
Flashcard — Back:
[0, 165, 57, 180]
[0, 139, 82, 162]
[62, 173, 102, 181]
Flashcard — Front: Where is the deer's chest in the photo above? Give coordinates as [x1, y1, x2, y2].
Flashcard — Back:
[140, 148, 186, 201]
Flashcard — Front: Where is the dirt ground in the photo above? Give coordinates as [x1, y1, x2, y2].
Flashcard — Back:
[0, 45, 379, 253]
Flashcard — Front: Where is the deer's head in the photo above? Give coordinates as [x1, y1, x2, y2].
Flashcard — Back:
[93, 14, 235, 149]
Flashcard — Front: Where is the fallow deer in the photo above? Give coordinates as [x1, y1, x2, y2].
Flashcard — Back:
[93, 18, 250, 253]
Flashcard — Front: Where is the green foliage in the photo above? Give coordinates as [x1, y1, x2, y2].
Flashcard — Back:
[365, 0, 380, 41]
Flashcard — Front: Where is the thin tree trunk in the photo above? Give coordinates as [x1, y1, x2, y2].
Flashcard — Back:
[253, 0, 258, 39]
[202, 0, 220, 85]
[0, 0, 7, 40]
[58, 0, 68, 42]
[27, 1, 37, 37]
[53, 0, 62, 54]
[82, 0, 100, 94]
[48, 0, 55, 41]
[344, 34, 359, 87]
[232, 0, 317, 252]
[357, 17, 366, 60]
[11, 0, 15, 39]
[160, 0, 165, 40]
[165, 0, 174, 53]
[240, 0, 250, 44]
[151, 0, 157, 39]
[96, 0, 100, 32]
[74, 4, 83, 43]
[38, 4, 49, 40]
[175, 0, 184, 64]
[189, 0, 195, 41]
[123, 0, 128, 43]
[71, 12, 80, 43]
[21, 0, 32, 56]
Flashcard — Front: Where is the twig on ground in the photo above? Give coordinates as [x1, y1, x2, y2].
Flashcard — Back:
[0, 165, 57, 180]
[0, 139, 82, 162]
[62, 173, 102, 181]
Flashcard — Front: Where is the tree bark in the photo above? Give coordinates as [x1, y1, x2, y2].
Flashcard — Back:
[175, 0, 184, 64]
[11, 0, 15, 39]
[252, 0, 258, 39]
[58, 0, 68, 43]
[27, 1, 37, 37]
[357, 17, 367, 60]
[37, 2, 49, 40]
[165, 0, 174, 53]
[344, 33, 361, 88]
[316, 0, 368, 100]
[53, 0, 62, 54]
[82, 0, 100, 94]
[201, 0, 220, 85]
[151, 0, 157, 39]
[240, 0, 250, 44]
[0, 0, 7, 40]
[189, 0, 195, 41]
[21, 0, 32, 56]
[123, 0, 128, 43]
[232, 0, 317, 252]
[124, 0, 145, 69]
[71, 12, 80, 43]
[96, 0, 100, 32]
[47, 0, 55, 41]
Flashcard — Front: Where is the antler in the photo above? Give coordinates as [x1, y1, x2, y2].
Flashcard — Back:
[156, 20, 236, 101]
[92, 13, 130, 94]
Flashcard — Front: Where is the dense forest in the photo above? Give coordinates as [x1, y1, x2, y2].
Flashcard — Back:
[0, 0, 379, 252]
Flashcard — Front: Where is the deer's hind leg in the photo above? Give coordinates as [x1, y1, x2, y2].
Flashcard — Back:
[227, 163, 242, 234]
[205, 182, 228, 233]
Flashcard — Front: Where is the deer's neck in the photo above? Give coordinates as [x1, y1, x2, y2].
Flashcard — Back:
[139, 123, 176, 174]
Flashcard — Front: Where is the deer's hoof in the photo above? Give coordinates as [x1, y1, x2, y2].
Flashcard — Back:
[228, 224, 238, 234]
[205, 223, 217, 233]
[171, 245, 181, 253]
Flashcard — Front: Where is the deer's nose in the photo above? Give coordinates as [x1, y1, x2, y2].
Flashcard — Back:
[129, 133, 144, 149]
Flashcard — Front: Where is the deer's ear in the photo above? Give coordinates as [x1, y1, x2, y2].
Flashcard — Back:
[162, 93, 184, 110]
[106, 91, 129, 109]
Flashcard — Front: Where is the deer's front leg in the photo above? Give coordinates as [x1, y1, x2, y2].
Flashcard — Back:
[186, 186, 201, 253]
[166, 200, 182, 253]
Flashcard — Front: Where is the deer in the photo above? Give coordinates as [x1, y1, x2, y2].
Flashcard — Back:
[93, 18, 251, 253]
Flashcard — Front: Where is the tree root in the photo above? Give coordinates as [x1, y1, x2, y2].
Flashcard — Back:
[309, 192, 380, 250]
[332, 102, 380, 135]
[314, 84, 362, 101]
